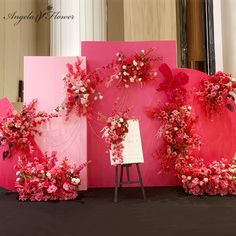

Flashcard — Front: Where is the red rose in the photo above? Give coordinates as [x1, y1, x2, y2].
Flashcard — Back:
[232, 81, 236, 88]
[116, 128, 123, 136]
[221, 77, 229, 84]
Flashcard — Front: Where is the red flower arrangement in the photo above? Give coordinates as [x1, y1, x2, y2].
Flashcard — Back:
[196, 71, 236, 116]
[150, 104, 201, 170]
[15, 152, 89, 201]
[108, 48, 161, 88]
[56, 58, 103, 119]
[0, 100, 56, 160]
[101, 108, 129, 165]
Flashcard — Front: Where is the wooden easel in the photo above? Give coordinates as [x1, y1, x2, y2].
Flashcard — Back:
[114, 163, 146, 203]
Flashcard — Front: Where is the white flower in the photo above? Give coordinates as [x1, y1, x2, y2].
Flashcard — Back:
[46, 172, 51, 179]
[199, 181, 204, 186]
[141, 49, 145, 53]
[188, 106, 192, 110]
[81, 98, 87, 105]
[116, 52, 120, 57]
[99, 95, 103, 100]
[133, 60, 138, 66]
[122, 65, 127, 69]
[117, 123, 121, 127]
[80, 87, 86, 92]
[174, 127, 178, 131]
[119, 118, 124, 122]
[130, 77, 135, 82]
[123, 71, 129, 76]
[140, 62, 144, 67]
[138, 78, 142, 81]
[72, 85, 77, 90]
[16, 171, 20, 176]
[16, 177, 21, 182]
[71, 178, 81, 185]
[187, 176, 192, 180]
[203, 177, 208, 183]
[115, 75, 119, 79]
[75, 90, 79, 94]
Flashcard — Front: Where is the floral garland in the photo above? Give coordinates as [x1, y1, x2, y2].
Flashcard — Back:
[196, 71, 236, 116]
[150, 104, 201, 170]
[0, 100, 56, 160]
[108, 48, 161, 88]
[149, 63, 236, 196]
[101, 108, 129, 165]
[56, 58, 103, 119]
[15, 152, 88, 201]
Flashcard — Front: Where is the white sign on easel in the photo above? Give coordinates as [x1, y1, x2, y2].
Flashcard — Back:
[110, 119, 144, 165]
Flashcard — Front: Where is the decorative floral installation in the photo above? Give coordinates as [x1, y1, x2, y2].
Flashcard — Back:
[108, 48, 161, 88]
[0, 100, 56, 160]
[149, 63, 236, 196]
[196, 71, 236, 116]
[101, 105, 130, 165]
[15, 152, 89, 201]
[150, 104, 201, 170]
[56, 58, 103, 119]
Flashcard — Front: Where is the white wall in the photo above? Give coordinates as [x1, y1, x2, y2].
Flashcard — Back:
[50, 0, 107, 56]
[221, 0, 236, 76]
[213, 0, 223, 72]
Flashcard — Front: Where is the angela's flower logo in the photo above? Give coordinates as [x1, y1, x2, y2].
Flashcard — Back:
[2, 4, 74, 26]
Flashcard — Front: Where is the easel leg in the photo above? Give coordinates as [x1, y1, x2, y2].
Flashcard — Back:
[114, 166, 119, 203]
[136, 164, 146, 200]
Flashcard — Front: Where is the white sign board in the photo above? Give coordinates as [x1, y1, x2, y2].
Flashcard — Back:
[110, 119, 144, 165]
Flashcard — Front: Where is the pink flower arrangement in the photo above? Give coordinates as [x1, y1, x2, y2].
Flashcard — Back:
[178, 157, 236, 196]
[196, 71, 236, 116]
[108, 48, 161, 88]
[101, 109, 129, 165]
[56, 58, 103, 119]
[15, 152, 88, 201]
[0, 100, 56, 160]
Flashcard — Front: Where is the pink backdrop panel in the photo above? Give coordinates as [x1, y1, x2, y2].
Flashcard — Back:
[0, 98, 17, 190]
[82, 41, 177, 188]
[172, 68, 236, 164]
[24, 57, 88, 190]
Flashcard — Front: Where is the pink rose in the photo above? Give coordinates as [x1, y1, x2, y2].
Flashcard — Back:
[47, 185, 57, 193]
